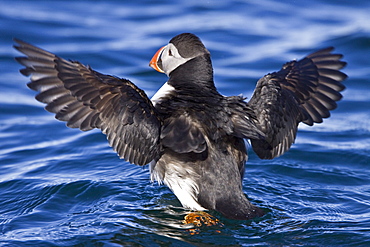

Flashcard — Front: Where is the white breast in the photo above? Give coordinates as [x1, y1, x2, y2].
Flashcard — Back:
[150, 82, 175, 107]
[150, 160, 206, 211]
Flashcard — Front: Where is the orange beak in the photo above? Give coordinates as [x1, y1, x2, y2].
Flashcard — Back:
[149, 46, 166, 73]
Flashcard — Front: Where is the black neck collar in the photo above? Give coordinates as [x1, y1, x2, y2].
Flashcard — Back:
[168, 54, 217, 94]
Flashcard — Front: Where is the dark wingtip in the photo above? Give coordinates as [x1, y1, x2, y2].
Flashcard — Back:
[14, 56, 23, 63]
[13, 38, 28, 45]
[13, 38, 25, 50]
[13, 38, 30, 57]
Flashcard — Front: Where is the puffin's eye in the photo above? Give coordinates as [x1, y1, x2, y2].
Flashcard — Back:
[168, 49, 173, 56]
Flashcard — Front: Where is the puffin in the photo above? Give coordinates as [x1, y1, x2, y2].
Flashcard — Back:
[14, 33, 346, 221]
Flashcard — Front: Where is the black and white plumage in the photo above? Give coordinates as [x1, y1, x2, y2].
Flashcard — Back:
[14, 33, 347, 220]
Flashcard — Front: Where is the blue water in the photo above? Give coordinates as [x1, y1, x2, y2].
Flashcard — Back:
[1, 0, 369, 246]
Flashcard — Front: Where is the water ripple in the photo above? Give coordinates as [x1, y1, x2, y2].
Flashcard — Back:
[1, 0, 369, 246]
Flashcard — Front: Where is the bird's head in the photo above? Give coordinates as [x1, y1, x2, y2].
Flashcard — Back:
[149, 33, 210, 76]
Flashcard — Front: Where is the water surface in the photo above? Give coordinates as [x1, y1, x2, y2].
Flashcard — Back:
[1, 1, 369, 246]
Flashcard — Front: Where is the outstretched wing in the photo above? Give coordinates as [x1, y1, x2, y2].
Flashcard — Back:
[248, 47, 347, 159]
[14, 39, 161, 166]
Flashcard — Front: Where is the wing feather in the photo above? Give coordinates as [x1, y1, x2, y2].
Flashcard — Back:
[14, 39, 161, 166]
[248, 47, 347, 159]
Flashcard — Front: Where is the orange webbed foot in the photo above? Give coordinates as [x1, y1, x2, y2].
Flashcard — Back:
[183, 211, 223, 234]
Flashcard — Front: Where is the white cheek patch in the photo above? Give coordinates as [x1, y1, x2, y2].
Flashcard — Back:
[151, 82, 175, 107]
[161, 44, 192, 76]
